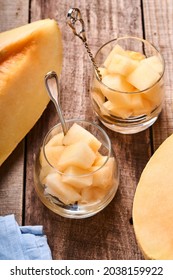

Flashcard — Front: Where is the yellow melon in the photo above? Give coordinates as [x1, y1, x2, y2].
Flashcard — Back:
[133, 133, 173, 259]
[0, 19, 63, 165]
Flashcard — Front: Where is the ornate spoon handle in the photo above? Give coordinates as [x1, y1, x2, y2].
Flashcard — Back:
[67, 8, 102, 81]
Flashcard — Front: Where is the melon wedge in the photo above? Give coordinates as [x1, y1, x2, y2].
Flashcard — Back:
[0, 19, 63, 165]
[133, 133, 173, 259]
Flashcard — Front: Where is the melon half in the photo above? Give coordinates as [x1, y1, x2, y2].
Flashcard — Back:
[0, 19, 63, 165]
[133, 134, 173, 259]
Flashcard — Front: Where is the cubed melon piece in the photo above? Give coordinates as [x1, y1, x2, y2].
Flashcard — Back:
[103, 100, 132, 119]
[58, 141, 96, 170]
[93, 153, 108, 167]
[143, 81, 164, 108]
[92, 90, 105, 106]
[0, 19, 63, 165]
[102, 73, 135, 93]
[91, 157, 115, 189]
[62, 166, 93, 188]
[44, 173, 81, 205]
[45, 132, 64, 147]
[92, 90, 109, 116]
[39, 165, 56, 183]
[107, 53, 139, 76]
[140, 55, 163, 74]
[80, 186, 106, 204]
[98, 67, 108, 77]
[45, 146, 65, 168]
[40, 145, 65, 169]
[127, 60, 161, 90]
[131, 94, 153, 116]
[62, 123, 101, 152]
[125, 50, 145, 61]
[103, 44, 126, 68]
[100, 74, 135, 111]
[92, 67, 108, 90]
[133, 133, 173, 260]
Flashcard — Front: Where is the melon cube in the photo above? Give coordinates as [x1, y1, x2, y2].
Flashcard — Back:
[91, 157, 115, 189]
[92, 67, 108, 90]
[40, 145, 65, 169]
[92, 90, 109, 116]
[140, 55, 163, 74]
[125, 50, 145, 61]
[39, 165, 56, 183]
[46, 132, 64, 147]
[103, 100, 132, 119]
[127, 60, 161, 91]
[44, 173, 81, 204]
[102, 74, 135, 93]
[58, 141, 96, 170]
[131, 94, 153, 116]
[62, 123, 101, 152]
[62, 166, 93, 188]
[143, 81, 164, 107]
[103, 44, 126, 67]
[107, 53, 139, 76]
[80, 186, 106, 204]
[98, 67, 108, 77]
[93, 153, 108, 167]
[92, 90, 105, 107]
[100, 74, 135, 108]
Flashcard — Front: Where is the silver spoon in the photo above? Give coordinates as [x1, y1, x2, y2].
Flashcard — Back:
[67, 8, 102, 81]
[45, 71, 68, 135]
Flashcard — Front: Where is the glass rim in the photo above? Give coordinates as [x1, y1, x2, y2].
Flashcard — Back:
[42, 118, 113, 178]
[94, 36, 165, 94]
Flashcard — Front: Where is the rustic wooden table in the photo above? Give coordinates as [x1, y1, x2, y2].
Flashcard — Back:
[0, 0, 173, 260]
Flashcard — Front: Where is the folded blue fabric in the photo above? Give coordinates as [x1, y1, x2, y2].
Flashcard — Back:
[0, 214, 52, 260]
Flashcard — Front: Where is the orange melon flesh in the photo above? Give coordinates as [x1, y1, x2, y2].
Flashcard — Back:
[133, 133, 173, 259]
[0, 19, 63, 165]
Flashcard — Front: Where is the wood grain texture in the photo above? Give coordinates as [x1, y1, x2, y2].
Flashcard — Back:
[0, 0, 29, 32]
[24, 0, 151, 259]
[0, 0, 29, 224]
[142, 0, 173, 149]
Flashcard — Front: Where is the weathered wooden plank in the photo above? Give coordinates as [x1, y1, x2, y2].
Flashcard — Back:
[0, 0, 29, 31]
[0, 0, 29, 224]
[24, 0, 152, 259]
[142, 0, 173, 149]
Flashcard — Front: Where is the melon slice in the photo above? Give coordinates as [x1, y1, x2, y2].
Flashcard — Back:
[0, 19, 63, 165]
[133, 133, 173, 259]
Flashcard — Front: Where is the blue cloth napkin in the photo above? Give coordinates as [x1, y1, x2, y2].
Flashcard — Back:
[0, 214, 52, 260]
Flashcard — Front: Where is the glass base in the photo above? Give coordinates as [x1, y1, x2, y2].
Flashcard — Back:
[34, 178, 119, 219]
[99, 115, 158, 134]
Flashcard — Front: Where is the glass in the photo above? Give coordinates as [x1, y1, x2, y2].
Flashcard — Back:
[91, 36, 165, 134]
[34, 119, 119, 218]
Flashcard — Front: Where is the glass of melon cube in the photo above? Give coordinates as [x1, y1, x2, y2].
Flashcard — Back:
[91, 36, 165, 134]
[34, 119, 119, 218]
